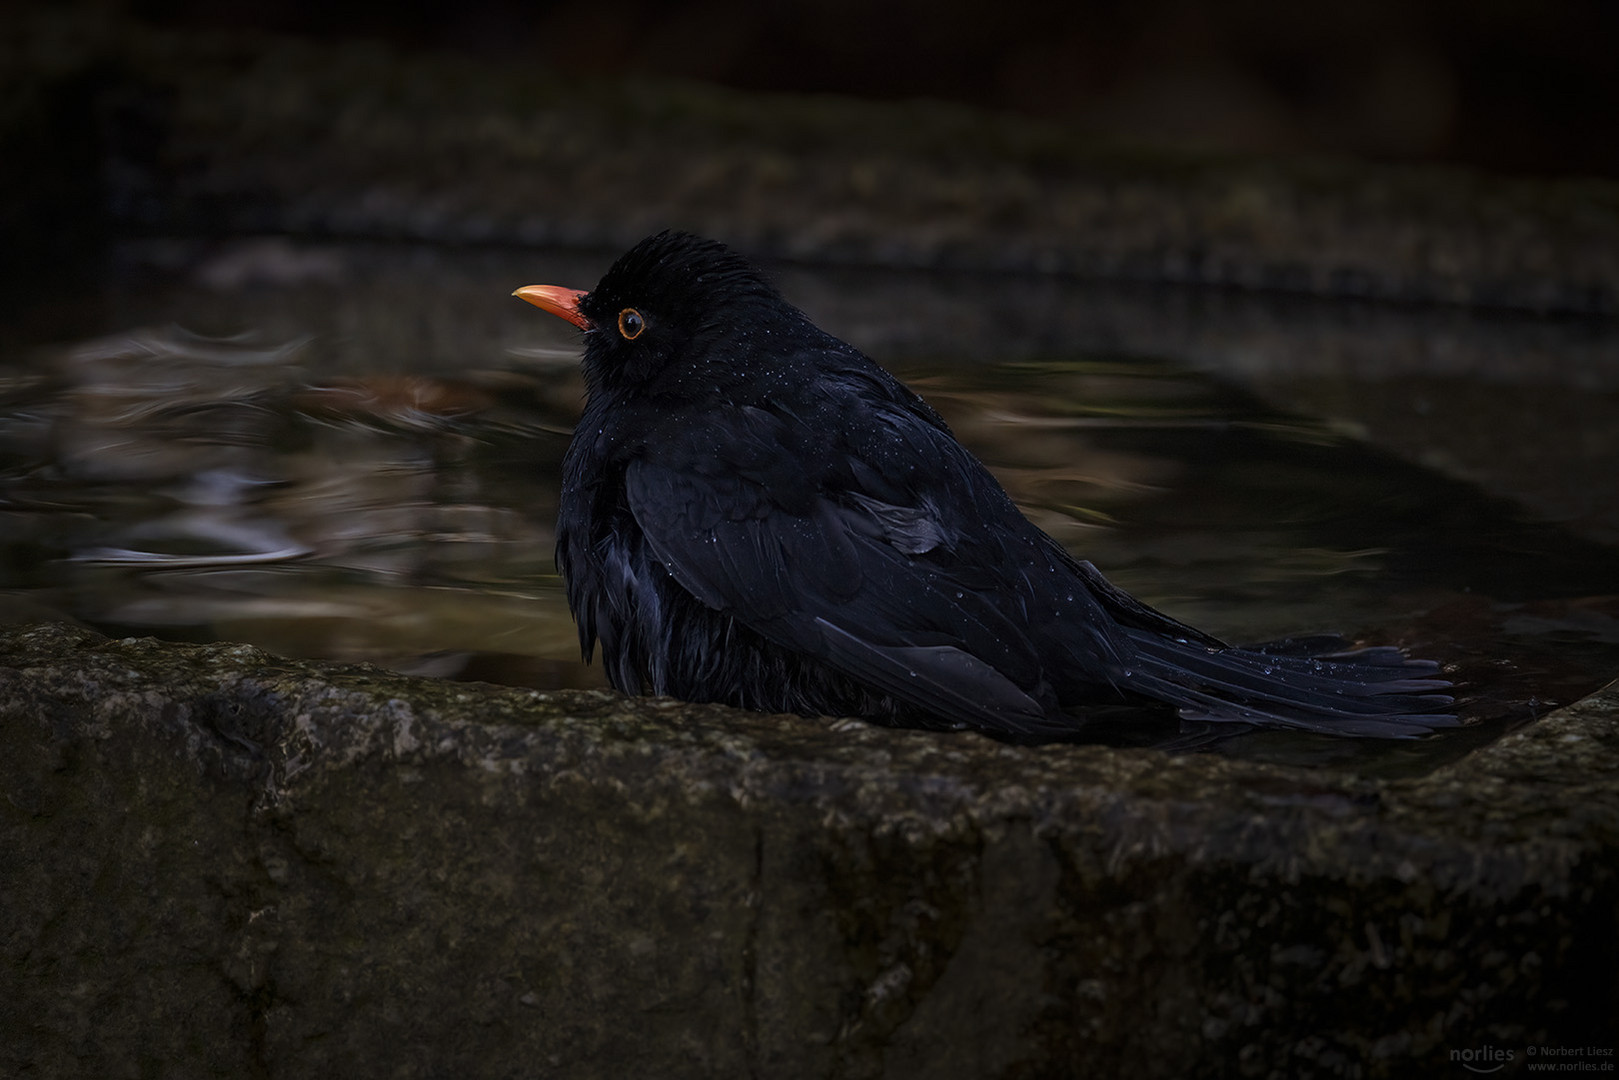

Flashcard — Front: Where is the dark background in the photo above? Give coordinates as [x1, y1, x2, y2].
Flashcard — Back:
[119, 0, 1617, 179]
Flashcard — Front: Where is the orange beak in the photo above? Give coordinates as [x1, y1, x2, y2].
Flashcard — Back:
[512, 285, 592, 331]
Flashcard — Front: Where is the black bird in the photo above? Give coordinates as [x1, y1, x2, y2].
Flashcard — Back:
[515, 231, 1454, 739]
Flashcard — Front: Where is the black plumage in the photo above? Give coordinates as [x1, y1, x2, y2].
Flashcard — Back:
[515, 231, 1455, 739]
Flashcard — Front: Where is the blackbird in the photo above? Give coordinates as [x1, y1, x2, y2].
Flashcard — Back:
[515, 231, 1455, 738]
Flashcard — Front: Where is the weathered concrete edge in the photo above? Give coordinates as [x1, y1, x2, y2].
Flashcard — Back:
[2, 621, 1615, 1077]
[6, 620, 1613, 863]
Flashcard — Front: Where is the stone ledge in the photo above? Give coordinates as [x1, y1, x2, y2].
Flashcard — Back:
[2, 621, 1614, 1078]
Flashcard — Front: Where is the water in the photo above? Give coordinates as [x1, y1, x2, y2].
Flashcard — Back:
[3, 239, 1617, 775]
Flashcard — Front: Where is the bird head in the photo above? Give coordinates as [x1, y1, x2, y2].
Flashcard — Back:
[514, 231, 800, 397]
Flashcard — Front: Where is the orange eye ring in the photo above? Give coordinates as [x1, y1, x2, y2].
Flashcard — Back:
[618, 308, 645, 340]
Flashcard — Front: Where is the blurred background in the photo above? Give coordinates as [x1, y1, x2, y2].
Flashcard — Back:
[7, 0, 1617, 303]
[96, 0, 1619, 179]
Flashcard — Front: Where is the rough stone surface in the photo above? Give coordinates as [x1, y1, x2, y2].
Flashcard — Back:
[2, 622, 1614, 1078]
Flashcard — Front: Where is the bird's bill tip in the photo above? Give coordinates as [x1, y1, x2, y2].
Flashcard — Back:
[512, 284, 592, 330]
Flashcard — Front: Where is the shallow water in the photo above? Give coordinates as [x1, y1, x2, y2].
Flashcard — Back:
[3, 239, 1617, 776]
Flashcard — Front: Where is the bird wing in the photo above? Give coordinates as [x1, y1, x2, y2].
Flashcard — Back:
[622, 449, 1068, 734]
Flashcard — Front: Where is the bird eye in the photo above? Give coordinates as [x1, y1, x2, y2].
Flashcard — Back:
[617, 308, 645, 340]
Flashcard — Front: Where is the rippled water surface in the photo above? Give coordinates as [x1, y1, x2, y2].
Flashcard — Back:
[4, 240, 1617, 775]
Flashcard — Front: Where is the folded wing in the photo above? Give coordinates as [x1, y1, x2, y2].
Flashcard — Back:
[624, 456, 1074, 734]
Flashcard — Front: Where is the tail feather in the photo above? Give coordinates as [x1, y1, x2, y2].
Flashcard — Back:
[1120, 629, 1459, 737]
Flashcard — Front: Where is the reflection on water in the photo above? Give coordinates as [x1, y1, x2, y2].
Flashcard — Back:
[1, 325, 586, 681]
[3, 244, 1618, 775]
